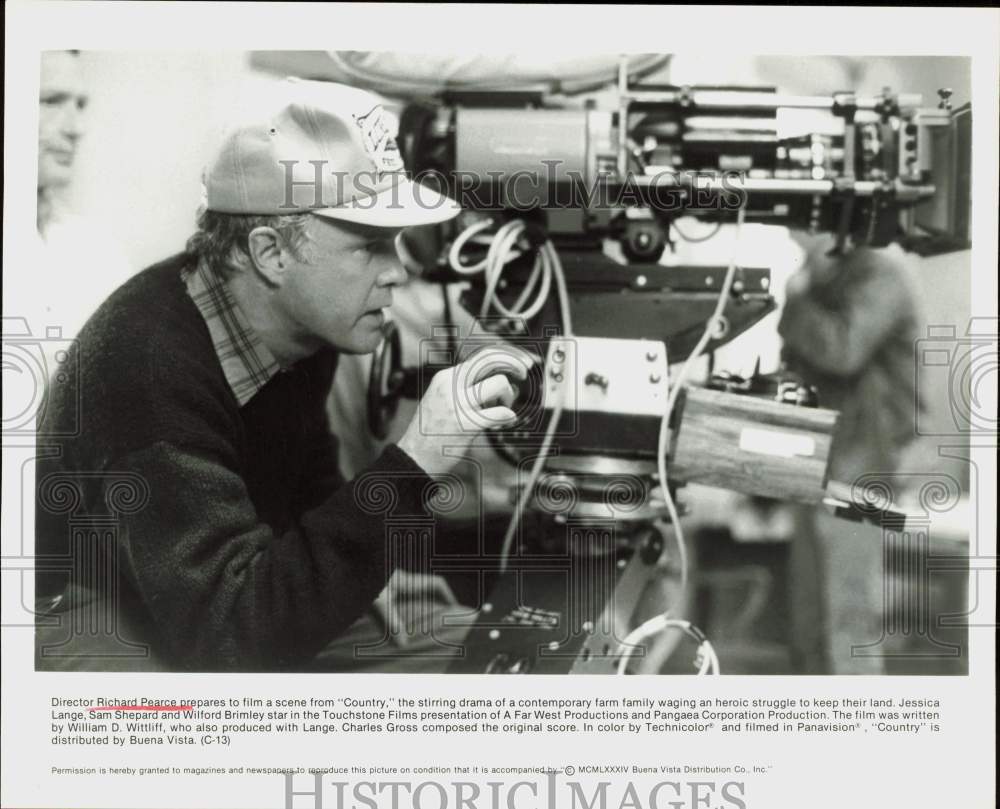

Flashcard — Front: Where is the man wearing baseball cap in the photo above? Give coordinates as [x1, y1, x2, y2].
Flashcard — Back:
[34, 81, 525, 671]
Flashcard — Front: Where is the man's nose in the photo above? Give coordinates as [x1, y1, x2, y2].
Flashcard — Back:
[60, 103, 85, 140]
[375, 252, 410, 288]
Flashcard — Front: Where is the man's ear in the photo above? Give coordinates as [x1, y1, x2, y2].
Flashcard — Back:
[247, 226, 289, 287]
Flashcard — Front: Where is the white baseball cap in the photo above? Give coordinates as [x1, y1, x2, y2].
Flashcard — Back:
[203, 79, 460, 227]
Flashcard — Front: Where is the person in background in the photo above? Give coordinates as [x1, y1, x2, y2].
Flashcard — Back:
[27, 50, 132, 360]
[779, 236, 924, 674]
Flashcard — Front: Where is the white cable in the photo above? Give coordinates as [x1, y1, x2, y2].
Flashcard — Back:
[448, 219, 555, 321]
[481, 221, 553, 321]
[615, 617, 720, 675]
[498, 238, 572, 574]
[697, 643, 712, 675]
[448, 218, 496, 275]
[443, 219, 570, 573]
[657, 205, 746, 487]
[617, 205, 747, 676]
[500, 251, 550, 319]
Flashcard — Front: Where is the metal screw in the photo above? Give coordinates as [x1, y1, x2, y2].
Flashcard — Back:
[650, 373, 662, 384]
[646, 350, 658, 362]
[489, 629, 500, 641]
[635, 275, 647, 288]
[482, 603, 493, 614]
[553, 348, 565, 363]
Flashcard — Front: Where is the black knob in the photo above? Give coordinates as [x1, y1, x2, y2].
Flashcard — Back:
[938, 88, 953, 110]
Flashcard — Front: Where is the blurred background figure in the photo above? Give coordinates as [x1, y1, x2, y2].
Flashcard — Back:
[779, 236, 924, 674]
[37, 51, 86, 233]
[29, 51, 131, 354]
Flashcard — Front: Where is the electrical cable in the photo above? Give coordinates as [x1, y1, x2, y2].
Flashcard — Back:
[497, 238, 573, 573]
[671, 219, 723, 243]
[447, 218, 497, 275]
[616, 617, 720, 675]
[448, 219, 553, 321]
[444, 219, 574, 574]
[480, 220, 553, 321]
[616, 205, 746, 675]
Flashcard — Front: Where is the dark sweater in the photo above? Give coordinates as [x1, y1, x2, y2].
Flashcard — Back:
[35, 254, 431, 671]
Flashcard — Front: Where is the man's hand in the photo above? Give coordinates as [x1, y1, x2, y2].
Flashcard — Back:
[397, 344, 537, 475]
[371, 570, 459, 648]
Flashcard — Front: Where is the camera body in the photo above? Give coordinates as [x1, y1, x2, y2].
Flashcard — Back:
[402, 68, 971, 260]
[541, 335, 668, 458]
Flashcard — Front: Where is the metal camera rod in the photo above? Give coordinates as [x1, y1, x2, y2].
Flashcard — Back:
[399, 56, 968, 256]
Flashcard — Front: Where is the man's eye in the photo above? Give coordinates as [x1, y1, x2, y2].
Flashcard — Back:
[356, 239, 392, 256]
[40, 93, 87, 110]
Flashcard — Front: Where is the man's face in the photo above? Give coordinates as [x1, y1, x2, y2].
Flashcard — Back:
[38, 51, 88, 192]
[277, 215, 409, 355]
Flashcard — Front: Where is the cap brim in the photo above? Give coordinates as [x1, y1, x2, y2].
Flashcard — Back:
[312, 176, 461, 228]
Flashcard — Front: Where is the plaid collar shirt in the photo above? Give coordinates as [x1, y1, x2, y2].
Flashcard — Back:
[182, 258, 281, 407]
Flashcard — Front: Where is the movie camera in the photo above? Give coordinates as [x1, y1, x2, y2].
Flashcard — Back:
[366, 58, 971, 674]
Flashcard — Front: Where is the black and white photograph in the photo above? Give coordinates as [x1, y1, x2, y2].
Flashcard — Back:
[24, 48, 978, 676]
[2, 4, 996, 809]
